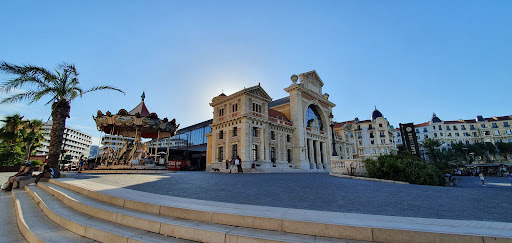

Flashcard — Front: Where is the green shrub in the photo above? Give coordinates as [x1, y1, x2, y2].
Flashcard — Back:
[365, 152, 444, 186]
[31, 160, 43, 166]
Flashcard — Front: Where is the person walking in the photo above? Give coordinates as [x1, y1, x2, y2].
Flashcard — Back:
[235, 156, 243, 173]
[77, 155, 85, 173]
[479, 172, 485, 186]
[229, 158, 236, 173]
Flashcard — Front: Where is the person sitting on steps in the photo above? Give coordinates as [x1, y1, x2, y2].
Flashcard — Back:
[2, 161, 34, 191]
[35, 164, 61, 184]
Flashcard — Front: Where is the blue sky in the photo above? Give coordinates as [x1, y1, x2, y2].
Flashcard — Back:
[1, 1, 511, 145]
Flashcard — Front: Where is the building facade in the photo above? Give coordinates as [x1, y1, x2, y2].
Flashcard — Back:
[36, 122, 92, 162]
[101, 135, 135, 154]
[334, 108, 397, 160]
[394, 114, 512, 152]
[207, 70, 352, 171]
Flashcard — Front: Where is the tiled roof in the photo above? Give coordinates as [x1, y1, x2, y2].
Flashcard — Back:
[268, 97, 290, 108]
[414, 122, 430, 127]
[268, 108, 291, 122]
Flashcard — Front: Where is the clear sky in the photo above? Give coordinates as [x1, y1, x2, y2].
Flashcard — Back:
[1, 1, 511, 146]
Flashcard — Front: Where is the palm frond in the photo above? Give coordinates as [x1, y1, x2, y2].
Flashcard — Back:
[0, 91, 38, 104]
[84, 85, 125, 95]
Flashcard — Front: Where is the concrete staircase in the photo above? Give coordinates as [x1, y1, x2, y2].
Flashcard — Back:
[7, 181, 364, 243]
[6, 178, 512, 243]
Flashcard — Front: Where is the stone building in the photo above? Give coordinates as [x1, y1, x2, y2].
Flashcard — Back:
[206, 70, 353, 171]
[334, 108, 397, 160]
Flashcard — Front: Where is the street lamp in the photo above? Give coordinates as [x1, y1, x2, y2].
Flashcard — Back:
[329, 113, 338, 156]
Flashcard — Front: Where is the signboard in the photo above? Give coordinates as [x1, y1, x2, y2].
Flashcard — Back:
[167, 160, 183, 171]
[399, 123, 421, 157]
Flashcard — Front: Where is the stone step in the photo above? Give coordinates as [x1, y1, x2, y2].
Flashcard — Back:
[0, 191, 27, 243]
[48, 178, 512, 243]
[37, 182, 357, 243]
[11, 189, 96, 243]
[24, 185, 193, 243]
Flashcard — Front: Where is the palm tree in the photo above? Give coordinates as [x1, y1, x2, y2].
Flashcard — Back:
[421, 138, 442, 163]
[21, 119, 44, 161]
[0, 61, 124, 169]
[0, 114, 26, 165]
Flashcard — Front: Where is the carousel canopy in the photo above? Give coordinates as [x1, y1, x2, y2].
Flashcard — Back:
[93, 92, 179, 139]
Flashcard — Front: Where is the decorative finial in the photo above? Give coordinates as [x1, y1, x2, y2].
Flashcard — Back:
[433, 112, 436, 116]
[375, 106, 377, 110]
[291, 74, 298, 84]
[141, 91, 146, 101]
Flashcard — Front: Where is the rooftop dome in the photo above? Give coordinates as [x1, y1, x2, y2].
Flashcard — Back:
[371, 107, 383, 120]
[218, 93, 226, 97]
[431, 112, 442, 123]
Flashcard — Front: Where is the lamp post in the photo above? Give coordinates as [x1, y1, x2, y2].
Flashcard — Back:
[329, 113, 338, 156]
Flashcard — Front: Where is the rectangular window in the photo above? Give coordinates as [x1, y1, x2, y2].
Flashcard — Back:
[464, 132, 470, 136]
[379, 123, 383, 127]
[446, 126, 451, 130]
[369, 133, 374, 138]
[287, 134, 290, 142]
[470, 125, 475, 130]
[232, 144, 238, 158]
[504, 122, 510, 127]
[233, 127, 237, 137]
[438, 125, 442, 130]
[484, 131, 490, 135]
[252, 127, 258, 137]
[287, 149, 291, 163]
[434, 133, 438, 137]
[453, 125, 458, 130]
[455, 133, 459, 137]
[481, 124, 486, 128]
[380, 131, 385, 137]
[271, 131, 275, 140]
[423, 128, 428, 132]
[432, 126, 436, 130]
[381, 139, 385, 144]
[473, 132, 477, 136]
[218, 147, 223, 162]
[232, 103, 238, 112]
[461, 125, 466, 130]
[495, 130, 500, 135]
[252, 103, 262, 113]
[219, 130, 224, 139]
[219, 108, 224, 117]
[492, 123, 498, 128]
[506, 130, 512, 135]
[416, 129, 420, 133]
[424, 135, 428, 139]
[270, 147, 276, 162]
[371, 140, 374, 145]
[252, 145, 258, 161]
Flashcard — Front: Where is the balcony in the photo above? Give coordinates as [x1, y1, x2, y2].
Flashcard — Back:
[504, 124, 510, 127]
[470, 127, 475, 130]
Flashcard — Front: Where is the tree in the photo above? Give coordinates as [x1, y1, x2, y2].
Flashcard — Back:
[496, 142, 512, 161]
[422, 138, 442, 163]
[485, 142, 497, 161]
[0, 62, 124, 169]
[20, 119, 44, 161]
[0, 114, 26, 166]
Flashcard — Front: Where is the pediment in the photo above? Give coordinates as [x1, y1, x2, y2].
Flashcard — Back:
[299, 70, 324, 87]
[245, 85, 272, 101]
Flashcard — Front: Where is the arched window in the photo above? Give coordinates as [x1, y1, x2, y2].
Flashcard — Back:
[305, 105, 323, 130]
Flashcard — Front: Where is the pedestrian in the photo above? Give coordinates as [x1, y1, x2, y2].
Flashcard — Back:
[77, 155, 85, 173]
[479, 172, 485, 186]
[251, 162, 256, 172]
[235, 156, 243, 173]
[229, 158, 236, 173]
[225, 160, 230, 170]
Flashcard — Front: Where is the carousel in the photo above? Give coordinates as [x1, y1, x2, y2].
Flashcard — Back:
[93, 92, 179, 169]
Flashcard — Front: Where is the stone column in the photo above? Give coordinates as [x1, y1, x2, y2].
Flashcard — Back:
[308, 139, 315, 169]
[315, 140, 322, 169]
[285, 84, 308, 169]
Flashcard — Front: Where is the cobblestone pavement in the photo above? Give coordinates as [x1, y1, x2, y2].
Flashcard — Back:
[8, 172, 512, 223]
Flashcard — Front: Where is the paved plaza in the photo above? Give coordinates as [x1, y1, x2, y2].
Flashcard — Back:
[59, 172, 512, 223]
